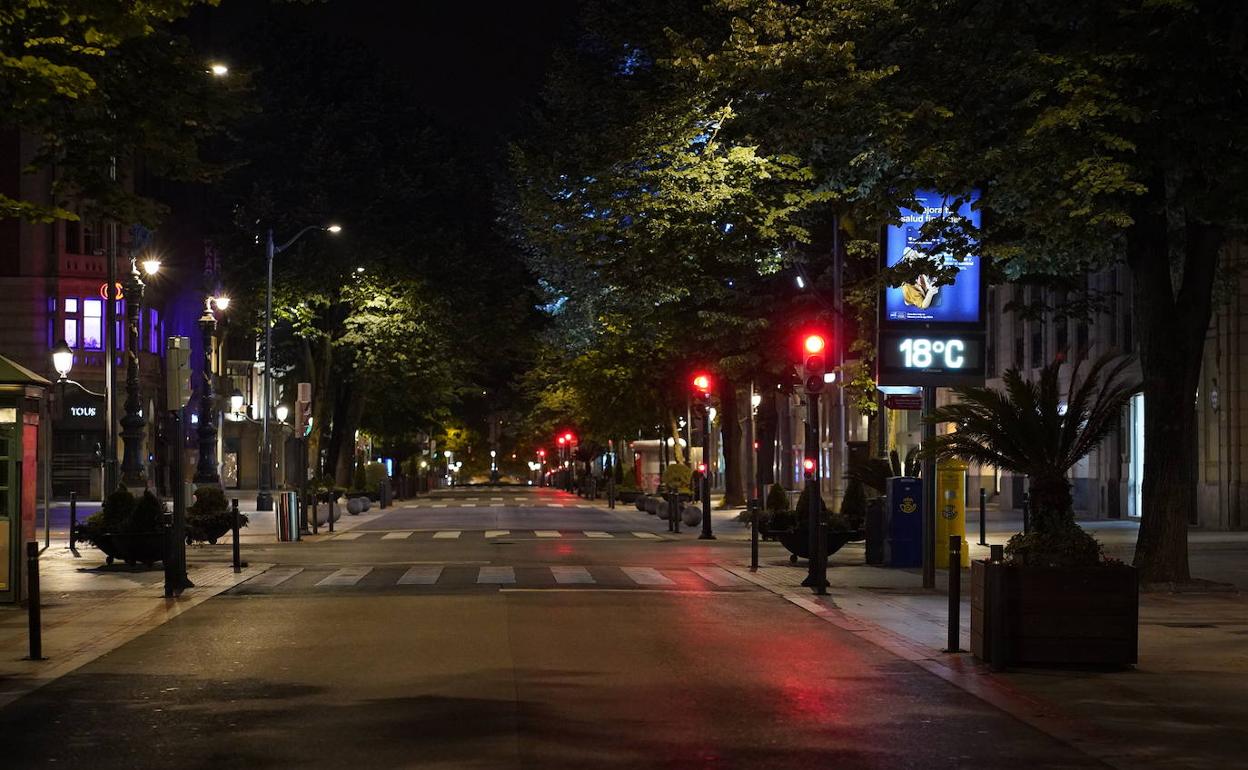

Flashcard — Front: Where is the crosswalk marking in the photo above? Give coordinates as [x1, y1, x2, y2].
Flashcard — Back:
[631, 532, 661, 539]
[485, 530, 510, 538]
[334, 532, 365, 541]
[477, 566, 515, 584]
[433, 531, 461, 539]
[583, 531, 613, 538]
[490, 497, 504, 501]
[461, 503, 477, 508]
[620, 567, 674, 586]
[534, 530, 562, 538]
[431, 503, 447, 508]
[551, 566, 594, 584]
[247, 567, 302, 587]
[689, 566, 745, 587]
[397, 566, 442, 585]
[489, 503, 504, 507]
[549, 503, 564, 507]
[381, 531, 413, 540]
[317, 567, 372, 586]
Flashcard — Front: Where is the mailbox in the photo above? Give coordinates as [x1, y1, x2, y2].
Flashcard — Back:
[884, 476, 923, 568]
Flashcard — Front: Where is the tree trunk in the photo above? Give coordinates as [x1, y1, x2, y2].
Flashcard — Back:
[332, 382, 366, 488]
[756, 391, 777, 490]
[777, 392, 795, 489]
[719, 380, 746, 508]
[1127, 200, 1220, 584]
[306, 334, 333, 479]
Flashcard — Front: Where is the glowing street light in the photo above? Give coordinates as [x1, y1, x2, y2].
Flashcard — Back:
[209, 62, 229, 77]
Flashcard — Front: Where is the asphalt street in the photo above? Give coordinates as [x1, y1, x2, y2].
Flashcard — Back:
[1, 487, 1103, 769]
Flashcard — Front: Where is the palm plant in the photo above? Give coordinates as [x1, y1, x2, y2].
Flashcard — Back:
[926, 355, 1140, 566]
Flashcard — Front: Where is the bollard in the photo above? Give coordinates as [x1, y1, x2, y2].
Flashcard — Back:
[978, 487, 987, 546]
[814, 520, 828, 596]
[68, 491, 79, 556]
[750, 503, 760, 572]
[25, 542, 45, 660]
[310, 493, 318, 536]
[945, 535, 963, 652]
[671, 490, 681, 534]
[328, 497, 335, 533]
[988, 543, 1008, 671]
[1021, 490, 1030, 535]
[231, 498, 242, 574]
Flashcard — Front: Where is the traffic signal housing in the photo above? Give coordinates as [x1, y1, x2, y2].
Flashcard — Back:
[799, 331, 829, 394]
[691, 372, 713, 399]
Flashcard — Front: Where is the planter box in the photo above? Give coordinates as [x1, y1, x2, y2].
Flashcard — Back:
[775, 529, 864, 561]
[90, 531, 168, 567]
[971, 560, 1138, 667]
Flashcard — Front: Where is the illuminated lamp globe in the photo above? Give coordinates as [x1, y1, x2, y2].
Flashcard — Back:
[325, 224, 343, 234]
[276, 404, 289, 423]
[51, 340, 74, 379]
[141, 258, 162, 276]
[211, 295, 230, 311]
[230, 390, 245, 415]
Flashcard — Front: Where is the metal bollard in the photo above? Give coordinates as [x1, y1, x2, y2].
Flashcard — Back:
[750, 502, 760, 572]
[978, 487, 987, 546]
[231, 498, 242, 574]
[68, 491, 79, 556]
[25, 542, 45, 660]
[988, 543, 1008, 671]
[328, 497, 335, 533]
[310, 493, 318, 536]
[945, 535, 963, 652]
[1021, 490, 1030, 535]
[671, 490, 681, 534]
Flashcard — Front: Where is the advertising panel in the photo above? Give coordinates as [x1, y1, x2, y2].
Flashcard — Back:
[883, 190, 982, 325]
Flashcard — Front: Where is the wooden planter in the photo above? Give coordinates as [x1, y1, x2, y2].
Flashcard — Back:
[971, 560, 1138, 667]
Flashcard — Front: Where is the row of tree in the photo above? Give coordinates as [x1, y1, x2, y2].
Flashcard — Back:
[507, 0, 1248, 583]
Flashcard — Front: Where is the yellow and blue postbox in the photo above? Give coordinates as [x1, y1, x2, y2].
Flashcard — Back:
[935, 458, 970, 568]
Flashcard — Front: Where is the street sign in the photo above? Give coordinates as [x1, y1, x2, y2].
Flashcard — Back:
[884, 395, 923, 410]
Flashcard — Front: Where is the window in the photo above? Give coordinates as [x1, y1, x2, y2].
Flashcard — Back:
[64, 317, 78, 348]
[64, 221, 81, 254]
[82, 221, 105, 255]
[148, 309, 159, 353]
[115, 300, 124, 352]
[64, 298, 78, 314]
[83, 299, 102, 350]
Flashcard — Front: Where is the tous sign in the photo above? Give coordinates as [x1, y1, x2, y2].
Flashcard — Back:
[69, 406, 97, 417]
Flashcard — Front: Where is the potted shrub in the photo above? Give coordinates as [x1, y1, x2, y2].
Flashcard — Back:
[187, 486, 248, 544]
[928, 356, 1141, 667]
[661, 463, 693, 502]
[75, 486, 167, 567]
[774, 484, 865, 562]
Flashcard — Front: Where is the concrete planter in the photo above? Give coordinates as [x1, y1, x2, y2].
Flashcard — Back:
[91, 531, 167, 567]
[971, 560, 1138, 667]
[775, 529, 864, 561]
[681, 503, 702, 527]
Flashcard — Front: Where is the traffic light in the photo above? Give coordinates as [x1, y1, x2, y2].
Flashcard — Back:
[691, 372, 713, 399]
[799, 332, 828, 394]
[803, 457, 816, 477]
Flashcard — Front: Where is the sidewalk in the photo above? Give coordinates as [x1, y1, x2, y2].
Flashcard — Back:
[722, 542, 1248, 769]
[0, 546, 271, 710]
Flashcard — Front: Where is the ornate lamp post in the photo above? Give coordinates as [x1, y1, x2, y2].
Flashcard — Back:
[120, 257, 160, 486]
[194, 295, 229, 484]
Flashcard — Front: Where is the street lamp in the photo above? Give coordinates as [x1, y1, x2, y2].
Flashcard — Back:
[194, 295, 228, 484]
[276, 404, 289, 423]
[208, 62, 229, 77]
[120, 256, 160, 486]
[257, 223, 343, 511]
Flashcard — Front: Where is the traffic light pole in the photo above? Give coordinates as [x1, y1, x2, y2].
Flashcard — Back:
[699, 398, 714, 540]
[801, 392, 827, 593]
[922, 385, 938, 589]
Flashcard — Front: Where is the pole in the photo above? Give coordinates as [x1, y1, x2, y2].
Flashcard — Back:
[750, 504, 759, 572]
[165, 411, 192, 596]
[988, 543, 1007, 671]
[802, 392, 825, 590]
[68, 491, 78, 555]
[922, 385, 937, 590]
[978, 487, 987, 546]
[1022, 489, 1031, 535]
[945, 535, 963, 652]
[25, 542, 45, 660]
[328, 495, 335, 533]
[194, 303, 220, 483]
[120, 262, 146, 486]
[257, 229, 275, 512]
[103, 217, 118, 496]
[699, 397, 714, 540]
[231, 498, 242, 573]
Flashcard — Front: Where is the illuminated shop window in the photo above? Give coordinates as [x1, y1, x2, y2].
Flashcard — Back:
[83, 298, 103, 350]
[64, 318, 78, 348]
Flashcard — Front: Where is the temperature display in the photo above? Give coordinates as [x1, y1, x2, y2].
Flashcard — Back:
[879, 333, 983, 376]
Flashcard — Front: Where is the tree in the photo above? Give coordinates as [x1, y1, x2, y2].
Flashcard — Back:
[688, 0, 1248, 582]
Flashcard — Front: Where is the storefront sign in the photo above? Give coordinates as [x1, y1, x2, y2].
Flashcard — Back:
[58, 392, 105, 429]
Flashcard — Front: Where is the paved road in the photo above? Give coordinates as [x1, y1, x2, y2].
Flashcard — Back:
[1, 487, 1102, 768]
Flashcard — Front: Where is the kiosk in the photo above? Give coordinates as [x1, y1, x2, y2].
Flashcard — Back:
[0, 354, 50, 604]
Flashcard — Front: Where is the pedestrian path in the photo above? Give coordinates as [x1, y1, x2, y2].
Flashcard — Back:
[325, 529, 666, 542]
[229, 564, 757, 594]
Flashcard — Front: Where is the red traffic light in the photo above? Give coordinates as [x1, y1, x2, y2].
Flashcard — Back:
[802, 458, 816, 473]
[564, 432, 575, 442]
[803, 334, 826, 355]
[537, 449, 546, 457]
[557, 437, 566, 445]
[697, 462, 707, 473]
[691, 373, 712, 394]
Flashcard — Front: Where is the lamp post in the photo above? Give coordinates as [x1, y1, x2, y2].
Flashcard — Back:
[194, 295, 228, 484]
[257, 223, 342, 511]
[120, 257, 160, 486]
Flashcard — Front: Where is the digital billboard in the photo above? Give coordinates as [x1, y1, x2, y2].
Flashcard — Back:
[883, 190, 982, 325]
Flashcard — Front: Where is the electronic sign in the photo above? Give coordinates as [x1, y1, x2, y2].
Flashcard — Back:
[883, 190, 982, 325]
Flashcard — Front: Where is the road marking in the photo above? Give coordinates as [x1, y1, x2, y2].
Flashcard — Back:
[631, 532, 661, 539]
[690, 566, 746, 587]
[489, 503, 504, 507]
[621, 567, 674, 586]
[490, 497, 504, 501]
[583, 531, 613, 538]
[246, 567, 302, 587]
[334, 532, 365, 541]
[433, 530, 462, 539]
[431, 503, 447, 508]
[398, 566, 442, 585]
[461, 503, 477, 508]
[317, 567, 372, 586]
[577, 504, 592, 508]
[485, 530, 510, 538]
[381, 531, 413, 540]
[534, 530, 562, 538]
[549, 503, 564, 507]
[477, 566, 515, 584]
[551, 566, 594, 584]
